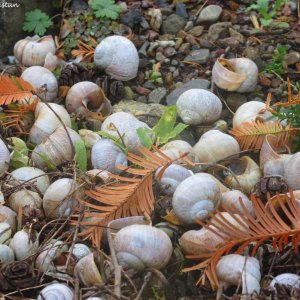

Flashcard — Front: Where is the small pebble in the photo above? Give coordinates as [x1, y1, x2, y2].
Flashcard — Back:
[197, 5, 223, 23]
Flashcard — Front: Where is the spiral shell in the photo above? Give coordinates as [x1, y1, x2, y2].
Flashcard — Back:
[37, 283, 74, 300]
[94, 35, 139, 81]
[79, 129, 101, 148]
[114, 224, 173, 270]
[0, 206, 17, 233]
[0, 139, 10, 178]
[8, 190, 42, 213]
[0, 222, 12, 244]
[72, 243, 91, 260]
[91, 139, 127, 174]
[0, 244, 14, 263]
[284, 152, 300, 190]
[14, 35, 56, 67]
[159, 140, 193, 163]
[212, 58, 258, 93]
[176, 89, 222, 125]
[21, 66, 58, 102]
[270, 273, 300, 290]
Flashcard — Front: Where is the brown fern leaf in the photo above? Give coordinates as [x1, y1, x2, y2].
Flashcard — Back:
[0, 75, 35, 105]
[75, 147, 175, 247]
[71, 37, 97, 62]
[183, 191, 300, 290]
[229, 120, 295, 150]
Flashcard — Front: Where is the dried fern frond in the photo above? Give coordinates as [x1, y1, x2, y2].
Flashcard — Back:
[71, 37, 97, 62]
[229, 120, 295, 150]
[0, 75, 35, 105]
[183, 192, 300, 290]
[74, 147, 176, 247]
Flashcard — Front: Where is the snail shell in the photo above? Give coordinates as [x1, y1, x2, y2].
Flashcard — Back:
[216, 254, 261, 299]
[159, 140, 193, 163]
[114, 224, 173, 270]
[192, 130, 240, 164]
[29, 102, 71, 145]
[21, 66, 58, 102]
[0, 222, 12, 244]
[8, 167, 50, 194]
[94, 35, 139, 81]
[172, 173, 222, 224]
[0, 244, 14, 263]
[0, 206, 17, 233]
[176, 89, 222, 125]
[37, 283, 74, 300]
[14, 35, 56, 67]
[31, 127, 82, 169]
[8, 190, 42, 213]
[79, 129, 101, 148]
[284, 152, 300, 190]
[0, 139, 10, 178]
[101, 112, 149, 153]
[65, 81, 112, 120]
[155, 164, 193, 195]
[43, 178, 84, 219]
[91, 139, 128, 174]
[212, 58, 258, 93]
[224, 156, 262, 195]
[233, 101, 273, 128]
[74, 253, 103, 287]
[72, 243, 91, 260]
[270, 273, 300, 290]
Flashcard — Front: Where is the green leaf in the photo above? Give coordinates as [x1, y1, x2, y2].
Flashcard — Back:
[153, 106, 177, 139]
[9, 137, 30, 169]
[38, 153, 56, 171]
[97, 131, 128, 153]
[136, 127, 155, 149]
[274, 0, 287, 11]
[23, 9, 53, 36]
[260, 18, 273, 26]
[273, 21, 289, 28]
[75, 140, 87, 171]
[91, 0, 122, 20]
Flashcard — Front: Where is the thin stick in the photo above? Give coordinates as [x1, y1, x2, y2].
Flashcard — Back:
[134, 272, 152, 300]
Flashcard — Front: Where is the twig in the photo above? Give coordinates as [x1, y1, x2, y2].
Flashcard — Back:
[134, 272, 152, 300]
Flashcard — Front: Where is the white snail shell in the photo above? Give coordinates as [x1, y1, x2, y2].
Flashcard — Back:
[8, 167, 50, 194]
[8, 190, 42, 213]
[233, 101, 273, 128]
[159, 140, 193, 163]
[101, 112, 150, 153]
[31, 127, 82, 169]
[94, 35, 139, 81]
[91, 139, 128, 174]
[0, 139, 10, 178]
[114, 224, 173, 270]
[37, 283, 74, 300]
[0, 222, 12, 244]
[79, 129, 101, 148]
[74, 253, 103, 287]
[0, 244, 14, 263]
[216, 254, 261, 299]
[21, 66, 58, 102]
[192, 130, 240, 164]
[155, 164, 193, 195]
[0, 206, 17, 233]
[43, 178, 84, 219]
[29, 102, 71, 145]
[14, 35, 56, 67]
[65, 81, 112, 119]
[224, 156, 262, 195]
[10, 229, 38, 260]
[72, 243, 91, 260]
[270, 273, 300, 290]
[172, 173, 222, 224]
[176, 89, 222, 125]
[212, 58, 258, 93]
[284, 152, 300, 190]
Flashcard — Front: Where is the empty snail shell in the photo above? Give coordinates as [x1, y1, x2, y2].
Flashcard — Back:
[216, 254, 261, 300]
[21, 66, 58, 102]
[192, 130, 240, 164]
[114, 224, 173, 270]
[43, 178, 84, 219]
[159, 140, 193, 163]
[224, 156, 262, 195]
[284, 152, 300, 190]
[8, 190, 42, 213]
[221, 190, 254, 216]
[10, 228, 38, 260]
[31, 127, 82, 169]
[176, 89, 222, 125]
[94, 35, 139, 81]
[0, 206, 17, 233]
[8, 167, 50, 194]
[79, 129, 101, 148]
[212, 58, 258, 93]
[101, 112, 150, 153]
[172, 173, 222, 224]
[72, 243, 91, 260]
[0, 244, 14, 263]
[91, 139, 128, 174]
[29, 102, 71, 145]
[0, 222, 12, 244]
[14, 35, 56, 67]
[155, 164, 193, 195]
[270, 273, 300, 290]
[65, 81, 112, 120]
[0, 138, 10, 178]
[233, 101, 273, 128]
[74, 253, 103, 287]
[37, 283, 74, 300]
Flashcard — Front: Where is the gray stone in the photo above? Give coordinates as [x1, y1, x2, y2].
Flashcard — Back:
[207, 22, 232, 42]
[229, 28, 245, 43]
[197, 5, 223, 23]
[188, 26, 204, 36]
[156, 52, 166, 61]
[139, 41, 150, 57]
[176, 3, 188, 19]
[162, 14, 187, 35]
[173, 69, 180, 78]
[226, 93, 248, 112]
[166, 79, 211, 105]
[148, 87, 167, 104]
[184, 49, 210, 64]
[184, 21, 194, 32]
[285, 52, 300, 65]
[178, 43, 191, 54]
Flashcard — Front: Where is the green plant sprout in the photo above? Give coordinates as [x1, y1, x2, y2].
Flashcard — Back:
[145, 64, 163, 85]
[264, 44, 288, 76]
